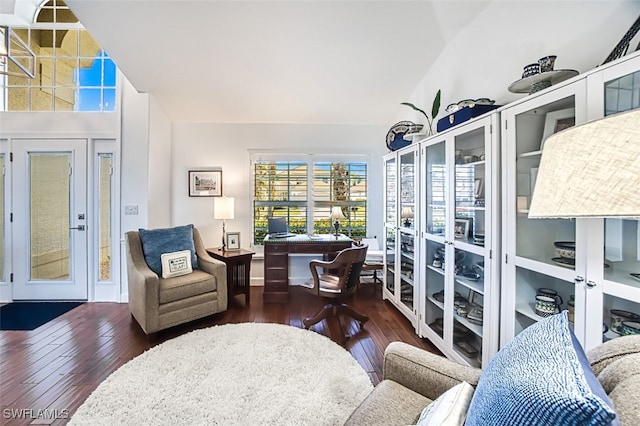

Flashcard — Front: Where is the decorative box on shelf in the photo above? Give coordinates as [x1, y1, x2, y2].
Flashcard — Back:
[437, 104, 501, 133]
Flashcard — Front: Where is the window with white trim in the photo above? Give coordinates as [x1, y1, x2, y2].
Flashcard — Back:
[0, 0, 116, 112]
[252, 154, 367, 245]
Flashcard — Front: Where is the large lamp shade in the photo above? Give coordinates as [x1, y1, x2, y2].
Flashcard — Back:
[528, 109, 640, 219]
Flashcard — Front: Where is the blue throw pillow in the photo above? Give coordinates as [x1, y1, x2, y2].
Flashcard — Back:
[138, 224, 198, 276]
[465, 311, 618, 426]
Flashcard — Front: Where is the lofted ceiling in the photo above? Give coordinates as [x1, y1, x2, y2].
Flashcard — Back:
[4, 1, 640, 125]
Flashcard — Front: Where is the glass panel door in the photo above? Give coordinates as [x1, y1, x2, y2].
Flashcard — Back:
[30, 153, 71, 280]
[384, 156, 396, 227]
[399, 150, 416, 230]
[0, 154, 4, 281]
[425, 141, 446, 237]
[98, 153, 112, 281]
[12, 139, 87, 300]
[385, 226, 396, 297]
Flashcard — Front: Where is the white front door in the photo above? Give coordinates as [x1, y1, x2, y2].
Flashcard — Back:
[12, 139, 88, 300]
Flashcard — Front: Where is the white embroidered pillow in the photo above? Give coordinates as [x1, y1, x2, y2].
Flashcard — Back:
[160, 250, 193, 278]
[415, 381, 474, 426]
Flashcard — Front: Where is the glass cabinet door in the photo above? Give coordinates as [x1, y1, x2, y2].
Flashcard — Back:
[424, 239, 446, 340]
[425, 140, 446, 237]
[598, 68, 640, 346]
[384, 156, 396, 227]
[399, 149, 416, 230]
[399, 231, 415, 311]
[385, 226, 396, 297]
[514, 96, 577, 266]
[454, 127, 485, 245]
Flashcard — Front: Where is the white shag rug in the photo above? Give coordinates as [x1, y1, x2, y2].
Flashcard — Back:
[69, 323, 373, 425]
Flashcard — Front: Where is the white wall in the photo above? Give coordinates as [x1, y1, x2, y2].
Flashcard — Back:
[170, 122, 388, 281]
[147, 96, 172, 229]
[399, 1, 640, 126]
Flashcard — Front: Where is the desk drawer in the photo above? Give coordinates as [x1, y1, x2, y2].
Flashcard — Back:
[288, 243, 331, 253]
[265, 281, 288, 293]
[266, 267, 288, 280]
[265, 252, 288, 268]
[265, 244, 288, 252]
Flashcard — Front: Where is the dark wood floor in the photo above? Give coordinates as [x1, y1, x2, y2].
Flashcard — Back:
[0, 284, 440, 425]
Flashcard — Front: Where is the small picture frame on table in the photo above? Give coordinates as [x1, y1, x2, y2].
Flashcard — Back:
[454, 217, 473, 241]
[226, 232, 241, 250]
[189, 169, 222, 197]
[540, 108, 575, 150]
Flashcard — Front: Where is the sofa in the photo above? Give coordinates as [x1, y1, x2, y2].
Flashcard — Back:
[125, 225, 227, 336]
[346, 313, 640, 426]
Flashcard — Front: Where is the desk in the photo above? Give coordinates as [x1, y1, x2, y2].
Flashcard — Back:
[206, 248, 255, 305]
[263, 234, 352, 303]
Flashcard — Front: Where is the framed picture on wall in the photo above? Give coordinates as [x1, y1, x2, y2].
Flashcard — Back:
[189, 169, 222, 197]
[226, 232, 241, 250]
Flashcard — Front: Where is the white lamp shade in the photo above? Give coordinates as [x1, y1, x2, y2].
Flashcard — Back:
[330, 206, 345, 220]
[529, 109, 640, 218]
[214, 196, 235, 220]
[401, 207, 414, 218]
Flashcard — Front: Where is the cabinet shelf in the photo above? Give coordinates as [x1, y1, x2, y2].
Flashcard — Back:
[454, 275, 484, 294]
[456, 159, 486, 167]
[515, 302, 543, 322]
[454, 316, 483, 337]
[455, 205, 486, 212]
[427, 296, 445, 311]
[401, 252, 415, 261]
[427, 264, 445, 276]
[517, 150, 542, 159]
[452, 346, 481, 368]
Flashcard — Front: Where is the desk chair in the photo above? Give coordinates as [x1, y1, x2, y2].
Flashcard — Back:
[301, 243, 369, 343]
[360, 237, 384, 288]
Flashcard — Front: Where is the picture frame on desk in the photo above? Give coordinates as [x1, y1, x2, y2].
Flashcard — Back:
[226, 232, 241, 250]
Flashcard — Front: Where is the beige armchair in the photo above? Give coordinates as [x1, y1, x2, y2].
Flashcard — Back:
[125, 227, 227, 336]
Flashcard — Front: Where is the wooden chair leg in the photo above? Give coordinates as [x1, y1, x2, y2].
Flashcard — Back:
[303, 303, 335, 329]
[338, 304, 369, 325]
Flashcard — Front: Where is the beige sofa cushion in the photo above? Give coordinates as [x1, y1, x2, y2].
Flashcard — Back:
[159, 269, 218, 304]
[345, 379, 430, 426]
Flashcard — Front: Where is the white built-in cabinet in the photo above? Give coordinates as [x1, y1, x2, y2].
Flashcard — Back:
[417, 115, 500, 368]
[500, 51, 640, 353]
[383, 114, 501, 368]
[383, 144, 420, 328]
[382, 51, 640, 367]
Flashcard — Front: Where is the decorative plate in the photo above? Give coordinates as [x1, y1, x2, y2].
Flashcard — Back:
[386, 121, 423, 151]
[508, 69, 579, 94]
[551, 257, 575, 268]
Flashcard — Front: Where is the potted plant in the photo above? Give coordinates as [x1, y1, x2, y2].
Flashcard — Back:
[401, 89, 441, 136]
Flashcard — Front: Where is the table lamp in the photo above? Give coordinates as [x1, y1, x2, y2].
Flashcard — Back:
[529, 109, 640, 219]
[330, 206, 345, 236]
[214, 196, 235, 250]
[401, 206, 415, 227]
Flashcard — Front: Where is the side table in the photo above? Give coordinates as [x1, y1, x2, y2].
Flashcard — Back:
[206, 248, 255, 305]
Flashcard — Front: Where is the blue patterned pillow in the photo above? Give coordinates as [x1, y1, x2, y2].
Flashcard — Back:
[138, 224, 198, 275]
[465, 312, 618, 426]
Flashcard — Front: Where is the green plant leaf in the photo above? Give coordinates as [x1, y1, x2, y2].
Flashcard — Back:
[431, 89, 441, 120]
[400, 102, 428, 119]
